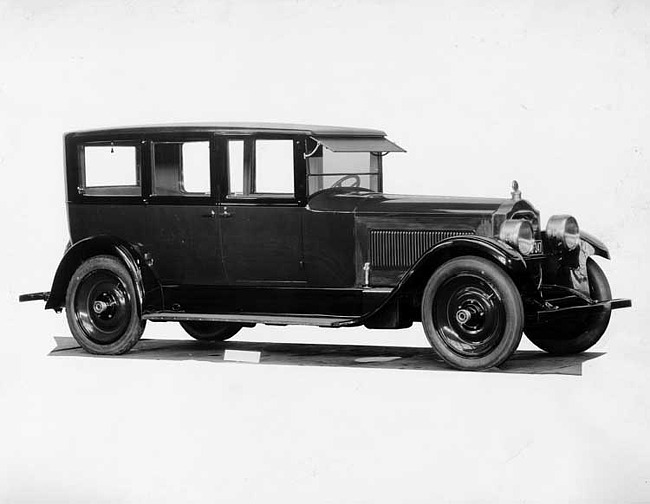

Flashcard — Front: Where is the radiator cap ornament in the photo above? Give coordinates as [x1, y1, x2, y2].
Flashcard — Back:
[511, 180, 522, 201]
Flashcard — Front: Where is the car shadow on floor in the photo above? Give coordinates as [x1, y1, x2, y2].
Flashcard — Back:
[48, 337, 603, 376]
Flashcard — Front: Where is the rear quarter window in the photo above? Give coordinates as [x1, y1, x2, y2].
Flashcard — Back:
[79, 144, 142, 196]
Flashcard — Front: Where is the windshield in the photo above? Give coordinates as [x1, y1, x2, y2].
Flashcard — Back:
[306, 143, 382, 195]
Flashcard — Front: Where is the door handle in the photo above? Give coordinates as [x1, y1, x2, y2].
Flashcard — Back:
[218, 207, 233, 218]
[201, 210, 216, 218]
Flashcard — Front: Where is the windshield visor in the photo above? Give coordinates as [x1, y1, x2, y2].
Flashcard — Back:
[313, 136, 405, 153]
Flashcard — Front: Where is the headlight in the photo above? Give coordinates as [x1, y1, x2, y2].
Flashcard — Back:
[499, 219, 535, 255]
[546, 215, 580, 251]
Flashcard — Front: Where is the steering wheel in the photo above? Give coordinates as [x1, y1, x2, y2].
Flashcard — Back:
[332, 174, 361, 188]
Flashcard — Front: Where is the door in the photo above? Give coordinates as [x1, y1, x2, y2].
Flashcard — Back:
[143, 137, 226, 286]
[219, 137, 305, 285]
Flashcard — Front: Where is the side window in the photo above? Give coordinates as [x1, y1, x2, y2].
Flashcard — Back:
[80, 144, 141, 196]
[227, 140, 244, 196]
[254, 140, 295, 195]
[152, 141, 210, 196]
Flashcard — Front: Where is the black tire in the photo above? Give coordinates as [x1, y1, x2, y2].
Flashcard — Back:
[180, 321, 242, 342]
[421, 256, 524, 371]
[525, 258, 611, 355]
[65, 255, 145, 355]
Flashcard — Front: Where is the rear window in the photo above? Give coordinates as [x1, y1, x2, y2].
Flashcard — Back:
[79, 144, 141, 196]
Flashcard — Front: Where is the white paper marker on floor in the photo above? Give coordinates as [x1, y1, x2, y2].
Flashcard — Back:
[224, 349, 261, 364]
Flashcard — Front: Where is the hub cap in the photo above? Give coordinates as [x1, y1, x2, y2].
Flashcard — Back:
[432, 274, 505, 358]
[74, 270, 131, 345]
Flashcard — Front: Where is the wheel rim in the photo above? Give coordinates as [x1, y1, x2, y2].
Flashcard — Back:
[74, 270, 131, 345]
[432, 274, 505, 358]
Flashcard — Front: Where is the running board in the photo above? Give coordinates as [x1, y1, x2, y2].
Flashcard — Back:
[142, 312, 359, 328]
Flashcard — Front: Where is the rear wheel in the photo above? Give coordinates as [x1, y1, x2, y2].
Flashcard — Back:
[525, 258, 611, 355]
[65, 255, 145, 355]
[421, 256, 524, 370]
[180, 321, 242, 342]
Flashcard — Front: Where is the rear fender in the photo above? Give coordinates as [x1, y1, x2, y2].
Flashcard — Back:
[45, 235, 163, 313]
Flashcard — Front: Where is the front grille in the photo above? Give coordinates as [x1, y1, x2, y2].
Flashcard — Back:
[369, 229, 474, 269]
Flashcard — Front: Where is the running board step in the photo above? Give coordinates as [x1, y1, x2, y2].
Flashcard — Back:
[142, 312, 358, 328]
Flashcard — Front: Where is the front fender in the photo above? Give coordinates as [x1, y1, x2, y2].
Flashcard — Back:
[396, 235, 527, 292]
[358, 236, 526, 325]
[45, 235, 163, 312]
[581, 230, 610, 259]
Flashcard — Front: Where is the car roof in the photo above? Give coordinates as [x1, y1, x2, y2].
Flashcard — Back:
[66, 122, 387, 138]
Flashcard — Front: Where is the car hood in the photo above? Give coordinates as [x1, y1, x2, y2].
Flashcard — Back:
[307, 189, 509, 216]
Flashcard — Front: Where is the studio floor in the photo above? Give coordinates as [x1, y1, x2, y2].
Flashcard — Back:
[50, 336, 603, 376]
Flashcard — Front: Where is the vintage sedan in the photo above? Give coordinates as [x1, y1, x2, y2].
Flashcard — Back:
[20, 123, 631, 370]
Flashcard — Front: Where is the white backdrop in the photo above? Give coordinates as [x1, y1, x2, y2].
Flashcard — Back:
[1, 1, 649, 502]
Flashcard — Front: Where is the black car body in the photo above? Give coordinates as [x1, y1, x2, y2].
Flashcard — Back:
[21, 123, 631, 370]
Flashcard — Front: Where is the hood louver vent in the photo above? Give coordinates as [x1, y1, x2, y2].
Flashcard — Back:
[369, 229, 474, 269]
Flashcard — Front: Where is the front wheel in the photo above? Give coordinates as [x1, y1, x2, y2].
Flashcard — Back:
[65, 255, 145, 355]
[525, 258, 611, 355]
[421, 256, 524, 371]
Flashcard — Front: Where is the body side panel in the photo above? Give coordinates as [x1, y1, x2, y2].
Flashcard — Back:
[302, 211, 357, 287]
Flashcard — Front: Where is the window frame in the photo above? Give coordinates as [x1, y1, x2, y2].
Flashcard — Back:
[74, 140, 144, 202]
[144, 133, 217, 206]
[219, 134, 306, 205]
[304, 138, 384, 196]
[149, 139, 213, 200]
